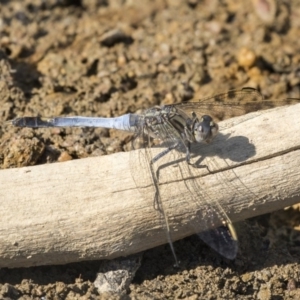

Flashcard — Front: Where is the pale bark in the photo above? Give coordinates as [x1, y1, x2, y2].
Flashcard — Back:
[0, 104, 300, 268]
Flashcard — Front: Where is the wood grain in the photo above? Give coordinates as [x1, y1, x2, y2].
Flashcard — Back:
[0, 104, 300, 268]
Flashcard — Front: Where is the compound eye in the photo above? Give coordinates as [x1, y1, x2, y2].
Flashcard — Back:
[195, 125, 202, 133]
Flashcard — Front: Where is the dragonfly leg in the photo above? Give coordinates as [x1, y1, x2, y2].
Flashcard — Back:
[184, 142, 212, 172]
[150, 141, 179, 211]
[188, 159, 211, 172]
[151, 142, 179, 164]
[152, 141, 179, 209]
[149, 143, 180, 268]
[185, 141, 192, 164]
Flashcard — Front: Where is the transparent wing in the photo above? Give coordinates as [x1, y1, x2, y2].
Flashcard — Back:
[129, 88, 300, 263]
[197, 226, 238, 260]
[129, 123, 182, 266]
[129, 113, 239, 262]
[170, 87, 300, 123]
[172, 146, 239, 260]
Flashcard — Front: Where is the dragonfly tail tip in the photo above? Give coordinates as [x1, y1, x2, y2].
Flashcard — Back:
[4, 119, 14, 126]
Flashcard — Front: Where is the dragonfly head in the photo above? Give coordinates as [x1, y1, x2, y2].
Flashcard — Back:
[194, 115, 219, 144]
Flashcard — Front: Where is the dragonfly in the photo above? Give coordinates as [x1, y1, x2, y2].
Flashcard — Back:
[7, 87, 297, 266]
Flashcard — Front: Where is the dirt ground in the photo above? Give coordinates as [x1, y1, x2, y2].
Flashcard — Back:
[0, 0, 300, 299]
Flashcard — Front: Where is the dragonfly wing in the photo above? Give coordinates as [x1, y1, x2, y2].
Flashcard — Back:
[197, 225, 238, 260]
[130, 125, 154, 192]
[146, 118, 241, 261]
[130, 108, 240, 262]
[129, 120, 184, 266]
[179, 159, 239, 260]
[130, 88, 300, 262]
[171, 88, 264, 122]
[170, 87, 300, 124]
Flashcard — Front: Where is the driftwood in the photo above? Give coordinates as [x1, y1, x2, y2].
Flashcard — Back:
[0, 104, 300, 268]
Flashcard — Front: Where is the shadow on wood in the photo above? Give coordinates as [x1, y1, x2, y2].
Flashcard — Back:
[0, 104, 300, 268]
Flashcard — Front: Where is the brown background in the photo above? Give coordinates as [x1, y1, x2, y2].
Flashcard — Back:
[0, 0, 300, 299]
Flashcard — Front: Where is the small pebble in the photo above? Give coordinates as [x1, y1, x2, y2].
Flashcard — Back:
[58, 151, 72, 162]
[237, 47, 256, 69]
[252, 0, 277, 24]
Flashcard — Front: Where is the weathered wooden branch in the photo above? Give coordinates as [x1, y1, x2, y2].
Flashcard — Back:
[0, 104, 300, 268]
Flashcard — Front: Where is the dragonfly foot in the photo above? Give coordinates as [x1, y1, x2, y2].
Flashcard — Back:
[188, 161, 211, 173]
[173, 261, 180, 268]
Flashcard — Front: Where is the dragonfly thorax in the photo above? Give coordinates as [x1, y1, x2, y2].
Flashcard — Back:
[142, 106, 188, 140]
